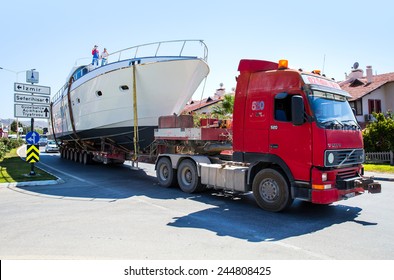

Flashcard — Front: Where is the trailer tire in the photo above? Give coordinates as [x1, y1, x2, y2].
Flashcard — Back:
[252, 168, 293, 212]
[78, 152, 83, 164]
[177, 159, 203, 193]
[156, 157, 177, 188]
[82, 152, 91, 165]
[67, 149, 72, 160]
[74, 151, 79, 162]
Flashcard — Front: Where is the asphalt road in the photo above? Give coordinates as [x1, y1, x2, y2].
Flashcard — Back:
[0, 150, 393, 260]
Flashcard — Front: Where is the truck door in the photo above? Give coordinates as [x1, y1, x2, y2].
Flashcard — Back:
[269, 93, 312, 182]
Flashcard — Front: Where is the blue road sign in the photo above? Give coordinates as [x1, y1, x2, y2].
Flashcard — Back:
[26, 131, 40, 145]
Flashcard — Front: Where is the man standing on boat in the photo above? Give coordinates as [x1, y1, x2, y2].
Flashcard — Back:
[101, 48, 109, 66]
[92, 45, 99, 66]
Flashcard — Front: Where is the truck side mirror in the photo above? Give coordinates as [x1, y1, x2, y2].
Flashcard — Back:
[292, 95, 304, 126]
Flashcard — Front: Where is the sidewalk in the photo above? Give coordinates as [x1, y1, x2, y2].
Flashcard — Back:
[364, 171, 394, 182]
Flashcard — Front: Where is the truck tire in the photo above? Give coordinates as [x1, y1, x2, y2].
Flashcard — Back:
[156, 157, 177, 188]
[252, 168, 293, 212]
[177, 159, 203, 193]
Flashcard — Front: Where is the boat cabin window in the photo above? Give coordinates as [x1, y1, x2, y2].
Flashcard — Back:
[73, 66, 89, 81]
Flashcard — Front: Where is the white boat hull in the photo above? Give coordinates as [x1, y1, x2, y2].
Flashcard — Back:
[51, 57, 209, 150]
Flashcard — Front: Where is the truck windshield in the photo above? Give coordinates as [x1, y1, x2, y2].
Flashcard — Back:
[309, 90, 360, 130]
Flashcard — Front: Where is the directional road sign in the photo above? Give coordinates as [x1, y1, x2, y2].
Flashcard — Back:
[14, 93, 51, 105]
[14, 82, 51, 95]
[26, 70, 39, 84]
[14, 103, 50, 119]
[26, 131, 40, 145]
[26, 145, 40, 163]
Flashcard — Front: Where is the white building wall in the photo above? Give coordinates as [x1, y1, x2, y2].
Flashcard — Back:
[361, 87, 385, 114]
[384, 82, 394, 114]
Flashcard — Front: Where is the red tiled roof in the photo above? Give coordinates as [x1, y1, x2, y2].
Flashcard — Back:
[182, 97, 222, 113]
[340, 72, 394, 101]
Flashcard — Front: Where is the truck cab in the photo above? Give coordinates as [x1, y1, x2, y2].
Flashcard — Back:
[232, 59, 380, 209]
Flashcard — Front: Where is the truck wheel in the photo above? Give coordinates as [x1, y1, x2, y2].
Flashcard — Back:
[252, 168, 293, 212]
[177, 159, 203, 193]
[156, 157, 177, 188]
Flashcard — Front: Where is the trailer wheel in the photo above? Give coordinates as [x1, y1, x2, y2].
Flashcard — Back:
[177, 159, 203, 193]
[78, 152, 83, 164]
[82, 152, 91, 165]
[252, 168, 293, 212]
[74, 151, 79, 162]
[156, 157, 177, 188]
[67, 149, 72, 160]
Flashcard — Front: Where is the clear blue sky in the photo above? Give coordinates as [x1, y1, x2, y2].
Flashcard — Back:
[1, 0, 393, 119]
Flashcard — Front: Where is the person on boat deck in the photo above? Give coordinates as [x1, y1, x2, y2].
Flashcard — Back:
[92, 45, 99, 66]
[101, 48, 109, 66]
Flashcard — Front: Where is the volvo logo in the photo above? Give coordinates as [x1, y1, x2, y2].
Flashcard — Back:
[328, 143, 341, 148]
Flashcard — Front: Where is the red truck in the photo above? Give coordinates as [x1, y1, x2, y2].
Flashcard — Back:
[155, 59, 381, 212]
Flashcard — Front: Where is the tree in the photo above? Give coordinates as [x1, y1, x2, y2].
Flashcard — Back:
[10, 121, 23, 133]
[211, 94, 234, 119]
[362, 112, 394, 152]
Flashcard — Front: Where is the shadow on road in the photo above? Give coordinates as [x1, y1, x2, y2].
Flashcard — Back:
[167, 197, 375, 242]
[16, 154, 378, 242]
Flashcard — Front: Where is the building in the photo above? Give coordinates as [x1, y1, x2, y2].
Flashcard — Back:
[182, 86, 227, 115]
[339, 64, 394, 126]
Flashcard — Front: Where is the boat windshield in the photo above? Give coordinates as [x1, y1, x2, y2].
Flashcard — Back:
[308, 90, 360, 130]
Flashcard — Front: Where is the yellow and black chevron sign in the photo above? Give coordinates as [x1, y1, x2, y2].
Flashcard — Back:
[26, 145, 40, 163]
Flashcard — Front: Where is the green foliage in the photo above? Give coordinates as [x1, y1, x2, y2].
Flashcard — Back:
[211, 94, 234, 119]
[0, 138, 24, 159]
[362, 112, 394, 152]
[0, 142, 5, 159]
[10, 120, 24, 133]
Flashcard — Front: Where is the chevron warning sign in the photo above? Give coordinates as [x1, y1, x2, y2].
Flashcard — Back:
[26, 145, 40, 163]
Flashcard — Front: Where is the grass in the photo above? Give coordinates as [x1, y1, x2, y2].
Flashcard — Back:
[363, 163, 394, 174]
[0, 148, 57, 183]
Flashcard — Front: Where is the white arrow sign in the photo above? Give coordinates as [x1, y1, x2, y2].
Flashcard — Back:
[14, 82, 51, 95]
[27, 131, 40, 144]
[14, 93, 51, 105]
[14, 104, 50, 119]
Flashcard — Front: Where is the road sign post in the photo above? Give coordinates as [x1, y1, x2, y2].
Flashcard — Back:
[30, 119, 36, 175]
[13, 71, 50, 176]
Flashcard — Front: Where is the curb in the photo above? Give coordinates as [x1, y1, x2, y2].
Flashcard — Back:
[364, 172, 394, 182]
[0, 178, 65, 188]
[369, 176, 394, 182]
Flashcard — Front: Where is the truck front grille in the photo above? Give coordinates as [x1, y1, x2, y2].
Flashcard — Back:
[324, 149, 364, 167]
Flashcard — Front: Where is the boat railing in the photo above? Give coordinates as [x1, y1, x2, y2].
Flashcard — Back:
[111, 39, 208, 62]
[51, 39, 208, 104]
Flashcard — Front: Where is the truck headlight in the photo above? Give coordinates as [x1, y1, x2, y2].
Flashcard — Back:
[328, 152, 334, 164]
